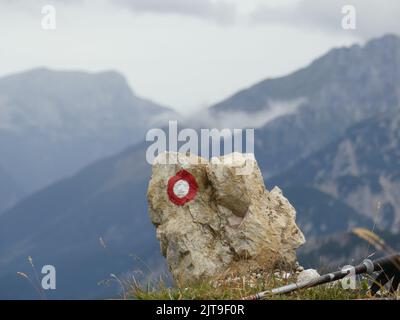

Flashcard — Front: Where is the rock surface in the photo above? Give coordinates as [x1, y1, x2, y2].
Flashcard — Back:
[147, 152, 305, 284]
[297, 269, 321, 285]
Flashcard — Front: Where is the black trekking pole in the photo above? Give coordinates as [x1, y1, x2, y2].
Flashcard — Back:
[242, 254, 400, 300]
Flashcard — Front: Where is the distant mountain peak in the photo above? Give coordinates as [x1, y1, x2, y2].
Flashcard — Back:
[1, 67, 126, 83]
[0, 67, 177, 199]
[210, 33, 400, 115]
[366, 33, 400, 47]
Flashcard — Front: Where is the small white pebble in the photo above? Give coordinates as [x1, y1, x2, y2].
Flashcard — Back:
[297, 269, 320, 284]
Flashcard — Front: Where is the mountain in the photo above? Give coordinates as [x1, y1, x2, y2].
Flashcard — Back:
[0, 143, 164, 299]
[0, 165, 22, 214]
[0, 35, 399, 299]
[280, 186, 374, 239]
[0, 68, 178, 212]
[297, 230, 400, 271]
[270, 111, 400, 232]
[211, 34, 400, 177]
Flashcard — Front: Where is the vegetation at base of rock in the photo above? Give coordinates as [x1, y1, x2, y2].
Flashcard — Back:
[125, 273, 398, 300]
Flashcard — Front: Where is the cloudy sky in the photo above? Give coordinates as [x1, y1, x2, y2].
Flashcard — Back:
[0, 0, 399, 114]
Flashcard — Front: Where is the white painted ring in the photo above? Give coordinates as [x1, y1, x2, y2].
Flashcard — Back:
[172, 179, 190, 198]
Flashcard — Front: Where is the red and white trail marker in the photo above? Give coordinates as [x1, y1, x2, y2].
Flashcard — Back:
[167, 170, 198, 206]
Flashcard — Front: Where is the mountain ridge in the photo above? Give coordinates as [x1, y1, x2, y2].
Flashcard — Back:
[210, 34, 400, 114]
[233, 34, 400, 176]
[0, 68, 178, 213]
[0, 34, 399, 298]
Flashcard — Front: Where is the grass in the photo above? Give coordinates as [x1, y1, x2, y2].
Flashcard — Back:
[122, 229, 399, 300]
[124, 271, 397, 300]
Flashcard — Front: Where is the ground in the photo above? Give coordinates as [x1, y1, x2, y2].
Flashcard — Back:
[125, 270, 398, 300]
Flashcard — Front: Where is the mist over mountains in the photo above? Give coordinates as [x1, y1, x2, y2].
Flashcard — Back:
[215, 34, 400, 177]
[0, 34, 399, 299]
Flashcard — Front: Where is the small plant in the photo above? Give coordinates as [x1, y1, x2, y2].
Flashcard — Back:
[17, 256, 47, 300]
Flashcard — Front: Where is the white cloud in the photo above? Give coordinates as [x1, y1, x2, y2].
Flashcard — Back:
[111, 0, 237, 23]
[186, 98, 306, 129]
[1, 0, 398, 115]
[3, 0, 237, 23]
[252, 0, 400, 39]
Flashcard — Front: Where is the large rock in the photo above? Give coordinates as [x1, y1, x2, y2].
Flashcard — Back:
[147, 152, 305, 284]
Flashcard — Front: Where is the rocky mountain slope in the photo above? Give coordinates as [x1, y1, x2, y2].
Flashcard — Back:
[270, 111, 400, 232]
[212, 34, 400, 177]
[298, 229, 400, 270]
[0, 165, 22, 215]
[0, 144, 163, 299]
[0, 68, 177, 212]
[0, 34, 399, 298]
[281, 186, 374, 238]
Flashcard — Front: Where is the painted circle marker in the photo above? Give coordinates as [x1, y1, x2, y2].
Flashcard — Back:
[167, 170, 198, 206]
[173, 180, 190, 198]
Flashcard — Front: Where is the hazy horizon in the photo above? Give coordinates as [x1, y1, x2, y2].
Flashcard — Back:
[2, 0, 400, 114]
